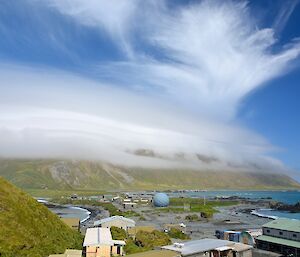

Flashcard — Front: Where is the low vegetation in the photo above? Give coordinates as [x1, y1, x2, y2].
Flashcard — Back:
[0, 176, 83, 257]
[110, 226, 171, 255]
[26, 188, 107, 198]
[167, 228, 190, 240]
[1, 159, 299, 192]
[185, 214, 201, 222]
[156, 198, 239, 218]
[111, 226, 127, 240]
[135, 230, 171, 249]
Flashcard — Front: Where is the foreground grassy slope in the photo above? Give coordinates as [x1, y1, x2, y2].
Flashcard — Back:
[0, 176, 83, 257]
[0, 159, 299, 192]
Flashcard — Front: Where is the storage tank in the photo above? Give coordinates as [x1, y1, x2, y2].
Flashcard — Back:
[153, 193, 169, 207]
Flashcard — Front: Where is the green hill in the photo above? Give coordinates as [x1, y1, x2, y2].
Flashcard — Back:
[0, 176, 83, 257]
[0, 159, 299, 192]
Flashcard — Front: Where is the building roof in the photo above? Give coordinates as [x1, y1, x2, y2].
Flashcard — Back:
[94, 215, 136, 227]
[60, 218, 80, 228]
[64, 250, 82, 257]
[162, 239, 234, 256]
[112, 240, 126, 246]
[256, 235, 300, 249]
[126, 249, 179, 257]
[263, 218, 300, 233]
[231, 243, 252, 252]
[246, 229, 262, 237]
[48, 249, 82, 257]
[215, 246, 232, 251]
[83, 227, 113, 246]
[83, 227, 126, 247]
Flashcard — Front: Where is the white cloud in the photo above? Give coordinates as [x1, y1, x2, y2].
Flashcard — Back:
[272, 0, 299, 34]
[47, 0, 300, 119]
[0, 0, 299, 171]
[0, 64, 284, 171]
[47, 0, 139, 58]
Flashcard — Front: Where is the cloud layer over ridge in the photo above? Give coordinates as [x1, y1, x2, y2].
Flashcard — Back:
[0, 0, 300, 171]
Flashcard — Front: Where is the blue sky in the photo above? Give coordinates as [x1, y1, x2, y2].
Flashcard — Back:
[238, 0, 300, 170]
[0, 0, 300, 175]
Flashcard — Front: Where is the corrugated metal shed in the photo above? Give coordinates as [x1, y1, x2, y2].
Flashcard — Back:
[263, 218, 300, 232]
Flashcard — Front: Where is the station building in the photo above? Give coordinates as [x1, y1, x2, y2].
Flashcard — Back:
[256, 218, 300, 257]
[83, 227, 125, 257]
[93, 216, 135, 231]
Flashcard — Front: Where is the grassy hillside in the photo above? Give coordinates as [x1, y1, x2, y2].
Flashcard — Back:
[0, 176, 83, 257]
[0, 159, 299, 193]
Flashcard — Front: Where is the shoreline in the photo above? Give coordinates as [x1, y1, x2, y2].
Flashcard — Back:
[41, 201, 93, 223]
[250, 209, 278, 220]
[67, 206, 92, 223]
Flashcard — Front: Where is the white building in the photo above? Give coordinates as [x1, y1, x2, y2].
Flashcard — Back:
[94, 216, 135, 231]
[83, 227, 125, 257]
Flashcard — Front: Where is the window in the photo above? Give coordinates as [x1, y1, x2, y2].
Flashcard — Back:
[279, 231, 283, 235]
[266, 229, 270, 233]
[293, 234, 297, 238]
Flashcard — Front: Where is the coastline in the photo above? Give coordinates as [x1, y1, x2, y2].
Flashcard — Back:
[67, 206, 92, 223]
[40, 201, 93, 223]
[250, 209, 278, 220]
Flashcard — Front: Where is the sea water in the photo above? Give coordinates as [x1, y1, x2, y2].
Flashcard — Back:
[170, 190, 300, 204]
[49, 205, 91, 223]
[253, 209, 300, 220]
[37, 199, 90, 222]
[169, 190, 300, 219]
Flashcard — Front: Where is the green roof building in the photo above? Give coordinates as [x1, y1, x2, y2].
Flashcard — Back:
[256, 218, 300, 257]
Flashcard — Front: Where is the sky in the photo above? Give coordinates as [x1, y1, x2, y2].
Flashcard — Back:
[0, 0, 300, 176]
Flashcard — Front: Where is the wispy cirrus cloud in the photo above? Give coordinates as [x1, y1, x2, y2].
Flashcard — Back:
[48, 0, 300, 119]
[272, 0, 299, 34]
[0, 0, 299, 171]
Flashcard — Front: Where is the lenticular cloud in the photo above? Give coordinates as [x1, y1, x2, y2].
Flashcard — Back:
[0, 0, 300, 171]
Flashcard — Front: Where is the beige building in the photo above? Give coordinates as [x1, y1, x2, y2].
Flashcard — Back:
[83, 227, 125, 257]
[123, 202, 137, 210]
[49, 249, 82, 257]
[61, 218, 81, 231]
[94, 216, 135, 231]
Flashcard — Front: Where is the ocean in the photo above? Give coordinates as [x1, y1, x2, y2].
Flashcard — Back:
[37, 199, 91, 222]
[168, 190, 300, 219]
[49, 205, 91, 223]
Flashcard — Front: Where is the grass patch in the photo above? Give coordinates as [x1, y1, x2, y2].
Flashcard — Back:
[110, 226, 171, 255]
[167, 228, 190, 240]
[155, 198, 239, 218]
[0, 177, 83, 257]
[25, 188, 107, 198]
